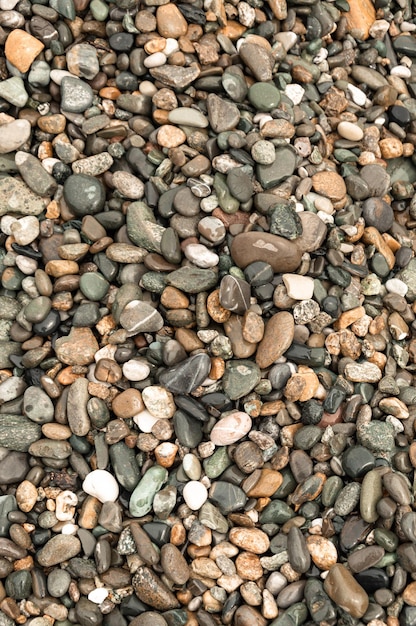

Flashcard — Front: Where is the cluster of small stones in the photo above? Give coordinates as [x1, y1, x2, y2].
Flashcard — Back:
[4, 0, 416, 625]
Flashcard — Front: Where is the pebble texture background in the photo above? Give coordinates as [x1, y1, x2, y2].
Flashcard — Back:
[2, 0, 416, 625]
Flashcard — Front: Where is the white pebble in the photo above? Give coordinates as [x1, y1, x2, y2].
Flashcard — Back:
[88, 588, 109, 604]
[41, 158, 60, 175]
[200, 195, 218, 213]
[390, 66, 412, 79]
[183, 481, 208, 511]
[139, 80, 158, 97]
[133, 410, 160, 433]
[386, 415, 404, 434]
[122, 359, 151, 381]
[282, 274, 314, 300]
[0, 215, 17, 235]
[144, 52, 167, 68]
[312, 194, 334, 214]
[11, 215, 40, 245]
[163, 38, 179, 56]
[369, 19, 390, 39]
[16, 255, 37, 275]
[284, 84, 305, 105]
[347, 84, 367, 107]
[183, 453, 202, 480]
[385, 278, 408, 297]
[50, 69, 77, 85]
[60, 523, 78, 535]
[317, 211, 334, 224]
[274, 31, 297, 52]
[82, 470, 119, 503]
[94, 344, 117, 362]
[184, 243, 219, 268]
[337, 121, 364, 142]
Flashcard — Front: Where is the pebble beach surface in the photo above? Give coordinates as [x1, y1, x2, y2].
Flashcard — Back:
[3, 0, 416, 625]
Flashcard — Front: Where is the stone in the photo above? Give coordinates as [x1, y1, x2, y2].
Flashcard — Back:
[207, 94, 240, 133]
[5, 29, 44, 73]
[0, 177, 47, 216]
[159, 353, 211, 394]
[82, 470, 119, 503]
[256, 312, 294, 369]
[231, 232, 302, 273]
[182, 481, 208, 510]
[210, 412, 252, 446]
[282, 275, 314, 300]
[229, 528, 270, 554]
[120, 300, 164, 335]
[129, 465, 167, 517]
[37, 535, 81, 567]
[0, 120, 31, 154]
[55, 328, 99, 366]
[324, 563, 369, 618]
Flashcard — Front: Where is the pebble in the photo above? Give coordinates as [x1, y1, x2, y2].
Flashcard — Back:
[82, 470, 119, 503]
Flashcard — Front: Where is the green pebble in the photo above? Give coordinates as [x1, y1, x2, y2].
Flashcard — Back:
[248, 82, 281, 111]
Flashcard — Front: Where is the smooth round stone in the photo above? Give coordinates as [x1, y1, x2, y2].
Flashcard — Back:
[60, 76, 93, 113]
[182, 481, 208, 511]
[342, 446, 375, 479]
[159, 353, 211, 394]
[0, 77, 28, 108]
[23, 387, 54, 424]
[182, 454, 201, 480]
[33, 309, 61, 337]
[184, 243, 219, 269]
[82, 470, 119, 503]
[79, 273, 109, 301]
[120, 300, 164, 335]
[324, 563, 369, 618]
[11, 216, 40, 246]
[0, 119, 31, 154]
[112, 171, 144, 199]
[5, 570, 32, 599]
[47, 569, 71, 597]
[362, 197, 394, 233]
[168, 107, 208, 128]
[231, 232, 302, 273]
[337, 121, 364, 141]
[66, 43, 99, 79]
[122, 359, 150, 381]
[37, 535, 81, 567]
[63, 174, 105, 216]
[210, 411, 252, 446]
[24, 296, 51, 323]
[251, 140, 276, 165]
[248, 82, 281, 111]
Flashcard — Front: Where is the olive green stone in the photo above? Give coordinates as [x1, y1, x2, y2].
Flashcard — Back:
[79, 272, 110, 301]
[222, 360, 261, 400]
[248, 82, 281, 111]
[203, 447, 232, 479]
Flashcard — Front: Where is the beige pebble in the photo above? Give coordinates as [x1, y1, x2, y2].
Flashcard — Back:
[16, 480, 38, 513]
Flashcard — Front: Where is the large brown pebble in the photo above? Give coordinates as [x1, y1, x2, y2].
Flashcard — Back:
[231, 232, 302, 272]
[229, 528, 270, 554]
[234, 605, 267, 626]
[324, 563, 369, 618]
[161, 544, 190, 585]
[156, 3, 188, 38]
[256, 311, 294, 369]
[15, 480, 38, 513]
[5, 29, 44, 73]
[37, 535, 81, 567]
[55, 327, 99, 366]
[112, 388, 144, 418]
[311, 171, 347, 202]
[130, 613, 168, 626]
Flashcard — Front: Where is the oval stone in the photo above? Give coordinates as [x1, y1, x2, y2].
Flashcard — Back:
[210, 412, 252, 446]
[231, 232, 302, 272]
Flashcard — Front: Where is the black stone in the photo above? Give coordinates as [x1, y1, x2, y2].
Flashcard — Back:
[322, 295, 341, 317]
[301, 399, 324, 425]
[354, 568, 389, 593]
[284, 343, 326, 367]
[142, 522, 171, 547]
[159, 353, 211, 394]
[342, 446, 376, 479]
[108, 33, 134, 51]
[244, 261, 274, 287]
[173, 410, 203, 448]
[389, 106, 411, 127]
[323, 387, 345, 414]
[174, 395, 210, 422]
[11, 244, 42, 259]
[33, 309, 61, 337]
